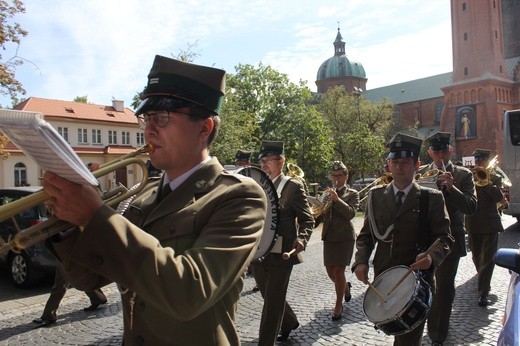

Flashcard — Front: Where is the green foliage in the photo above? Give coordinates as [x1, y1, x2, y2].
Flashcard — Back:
[74, 95, 88, 103]
[0, 0, 27, 105]
[215, 62, 333, 182]
[317, 86, 395, 181]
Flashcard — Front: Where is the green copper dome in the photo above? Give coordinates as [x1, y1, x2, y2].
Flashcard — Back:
[316, 28, 366, 80]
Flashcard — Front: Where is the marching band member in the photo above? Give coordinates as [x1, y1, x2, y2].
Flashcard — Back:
[352, 133, 452, 346]
[42, 55, 267, 345]
[465, 149, 505, 307]
[418, 132, 477, 346]
[250, 140, 314, 345]
[320, 161, 359, 320]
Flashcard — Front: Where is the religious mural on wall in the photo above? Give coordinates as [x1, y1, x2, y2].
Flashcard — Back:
[456, 106, 477, 140]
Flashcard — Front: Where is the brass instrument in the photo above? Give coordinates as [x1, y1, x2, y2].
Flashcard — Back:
[358, 173, 393, 204]
[309, 190, 334, 217]
[415, 168, 443, 189]
[287, 162, 304, 179]
[0, 144, 153, 255]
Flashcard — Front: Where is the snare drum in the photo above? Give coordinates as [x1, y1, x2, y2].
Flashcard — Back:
[233, 166, 279, 261]
[363, 265, 432, 336]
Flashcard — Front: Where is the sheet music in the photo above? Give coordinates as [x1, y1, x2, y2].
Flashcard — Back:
[0, 109, 98, 185]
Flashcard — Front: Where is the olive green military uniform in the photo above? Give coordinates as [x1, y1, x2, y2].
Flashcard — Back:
[418, 161, 476, 343]
[321, 186, 359, 266]
[466, 173, 505, 299]
[51, 158, 267, 345]
[250, 174, 314, 346]
[353, 182, 452, 346]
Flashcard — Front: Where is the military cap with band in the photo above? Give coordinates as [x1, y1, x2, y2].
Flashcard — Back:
[386, 133, 423, 159]
[258, 141, 284, 159]
[135, 55, 226, 117]
[332, 161, 347, 170]
[235, 150, 252, 162]
[472, 148, 492, 160]
[426, 131, 451, 151]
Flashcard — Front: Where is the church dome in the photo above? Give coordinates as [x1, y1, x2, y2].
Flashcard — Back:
[316, 28, 366, 80]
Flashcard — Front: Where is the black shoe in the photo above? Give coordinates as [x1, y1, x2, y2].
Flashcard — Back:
[32, 318, 56, 326]
[331, 307, 343, 321]
[344, 282, 352, 303]
[252, 285, 260, 292]
[431, 341, 443, 346]
[276, 322, 299, 341]
[478, 296, 490, 307]
[84, 301, 107, 311]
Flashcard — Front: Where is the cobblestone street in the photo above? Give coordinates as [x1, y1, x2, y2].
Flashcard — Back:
[0, 215, 518, 345]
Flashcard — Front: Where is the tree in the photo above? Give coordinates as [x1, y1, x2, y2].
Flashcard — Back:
[317, 86, 395, 181]
[0, 0, 28, 105]
[0, 1, 27, 159]
[222, 63, 333, 182]
[74, 95, 88, 103]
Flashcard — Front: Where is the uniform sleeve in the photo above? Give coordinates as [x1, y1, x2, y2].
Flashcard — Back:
[52, 179, 267, 321]
[333, 190, 359, 221]
[352, 212, 375, 271]
[292, 180, 315, 246]
[444, 168, 477, 215]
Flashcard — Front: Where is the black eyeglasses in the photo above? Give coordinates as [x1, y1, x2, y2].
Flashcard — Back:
[137, 111, 174, 130]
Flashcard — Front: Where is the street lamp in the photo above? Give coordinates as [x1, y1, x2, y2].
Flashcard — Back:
[353, 87, 363, 121]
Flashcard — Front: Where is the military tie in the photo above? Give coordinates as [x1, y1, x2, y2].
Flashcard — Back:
[396, 190, 404, 209]
[160, 183, 172, 201]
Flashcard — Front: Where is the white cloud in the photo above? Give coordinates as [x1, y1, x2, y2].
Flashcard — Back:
[1, 0, 451, 107]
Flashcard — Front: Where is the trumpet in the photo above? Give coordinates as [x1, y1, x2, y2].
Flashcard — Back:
[358, 173, 393, 204]
[0, 144, 153, 255]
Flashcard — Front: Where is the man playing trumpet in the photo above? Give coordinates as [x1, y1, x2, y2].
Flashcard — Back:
[42, 56, 267, 345]
[418, 132, 477, 346]
[465, 149, 506, 307]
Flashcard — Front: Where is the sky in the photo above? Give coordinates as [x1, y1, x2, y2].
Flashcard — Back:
[1, 0, 453, 109]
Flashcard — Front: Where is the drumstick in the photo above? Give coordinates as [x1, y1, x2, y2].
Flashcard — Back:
[368, 282, 387, 303]
[387, 238, 443, 297]
[282, 248, 297, 260]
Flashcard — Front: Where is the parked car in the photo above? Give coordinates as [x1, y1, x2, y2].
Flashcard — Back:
[351, 177, 378, 192]
[494, 247, 520, 345]
[0, 186, 56, 288]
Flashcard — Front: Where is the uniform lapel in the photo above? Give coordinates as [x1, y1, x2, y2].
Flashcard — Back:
[142, 158, 222, 227]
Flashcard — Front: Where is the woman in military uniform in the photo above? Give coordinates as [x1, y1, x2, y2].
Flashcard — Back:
[320, 161, 359, 320]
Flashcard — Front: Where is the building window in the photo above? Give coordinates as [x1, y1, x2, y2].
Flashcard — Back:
[434, 102, 443, 124]
[136, 132, 145, 146]
[463, 32, 468, 41]
[92, 129, 101, 144]
[58, 127, 68, 142]
[14, 162, 27, 186]
[464, 67, 468, 76]
[109, 130, 118, 145]
[122, 131, 130, 145]
[462, 3, 466, 11]
[78, 128, 88, 144]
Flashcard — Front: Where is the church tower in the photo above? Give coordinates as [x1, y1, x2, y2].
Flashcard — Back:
[441, 0, 518, 158]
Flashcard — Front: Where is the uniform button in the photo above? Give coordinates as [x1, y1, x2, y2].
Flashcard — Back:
[135, 336, 144, 345]
[138, 301, 146, 311]
[170, 228, 176, 235]
[91, 256, 103, 265]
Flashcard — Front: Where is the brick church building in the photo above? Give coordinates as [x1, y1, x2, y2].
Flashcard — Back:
[316, 0, 520, 160]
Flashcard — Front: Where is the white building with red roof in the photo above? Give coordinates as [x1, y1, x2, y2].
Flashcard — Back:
[0, 97, 149, 190]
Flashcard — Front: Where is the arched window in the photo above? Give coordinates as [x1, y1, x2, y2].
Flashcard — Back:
[462, 3, 467, 11]
[434, 102, 443, 124]
[14, 162, 27, 187]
